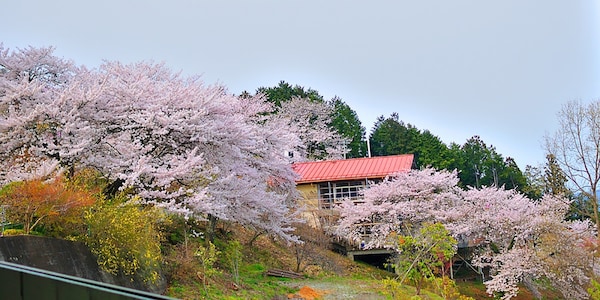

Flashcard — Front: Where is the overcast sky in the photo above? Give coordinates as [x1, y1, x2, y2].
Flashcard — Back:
[2, 1, 599, 168]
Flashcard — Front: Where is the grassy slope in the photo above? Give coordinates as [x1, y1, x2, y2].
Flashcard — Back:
[163, 224, 563, 300]
[164, 224, 392, 299]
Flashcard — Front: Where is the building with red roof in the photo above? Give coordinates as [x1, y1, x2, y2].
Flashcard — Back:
[292, 154, 415, 210]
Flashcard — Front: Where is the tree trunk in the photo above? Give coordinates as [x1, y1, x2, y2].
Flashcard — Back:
[523, 276, 542, 300]
[206, 214, 218, 242]
[592, 193, 600, 240]
[103, 179, 124, 198]
[294, 246, 305, 273]
[247, 230, 265, 247]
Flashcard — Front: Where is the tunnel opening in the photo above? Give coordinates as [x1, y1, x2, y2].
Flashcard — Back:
[352, 253, 394, 271]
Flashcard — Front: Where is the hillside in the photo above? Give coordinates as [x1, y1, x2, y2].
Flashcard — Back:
[161, 224, 563, 300]
[163, 223, 414, 299]
[0, 223, 564, 299]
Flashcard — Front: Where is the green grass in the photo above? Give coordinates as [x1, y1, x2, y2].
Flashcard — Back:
[166, 263, 296, 300]
[232, 263, 295, 299]
[456, 280, 488, 299]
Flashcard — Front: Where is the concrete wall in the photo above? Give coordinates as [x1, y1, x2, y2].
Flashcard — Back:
[0, 261, 174, 300]
[0, 235, 166, 294]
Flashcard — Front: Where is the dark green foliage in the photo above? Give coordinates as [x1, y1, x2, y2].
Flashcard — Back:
[448, 136, 527, 192]
[543, 154, 570, 197]
[252, 80, 368, 160]
[256, 80, 324, 106]
[369, 113, 420, 157]
[451, 136, 495, 188]
[368, 115, 531, 192]
[249, 83, 534, 193]
[369, 113, 451, 170]
[522, 165, 545, 200]
[541, 154, 586, 220]
[328, 97, 366, 158]
[416, 130, 454, 170]
[499, 157, 528, 191]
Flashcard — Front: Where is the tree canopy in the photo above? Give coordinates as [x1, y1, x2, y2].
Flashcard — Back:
[545, 99, 600, 237]
[251, 80, 366, 160]
[328, 97, 366, 158]
[336, 168, 595, 299]
[369, 113, 418, 157]
[256, 80, 324, 106]
[0, 45, 302, 242]
[448, 136, 527, 192]
[369, 114, 528, 192]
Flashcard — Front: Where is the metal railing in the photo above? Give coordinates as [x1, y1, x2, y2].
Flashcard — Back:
[317, 196, 365, 209]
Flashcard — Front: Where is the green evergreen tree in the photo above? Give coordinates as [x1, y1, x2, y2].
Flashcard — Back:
[328, 97, 366, 158]
[415, 129, 452, 170]
[449, 136, 529, 193]
[252, 80, 369, 160]
[369, 113, 419, 157]
[457, 135, 493, 188]
[522, 164, 544, 200]
[369, 113, 453, 169]
[543, 154, 569, 196]
[498, 157, 528, 191]
[542, 153, 584, 220]
[256, 80, 324, 106]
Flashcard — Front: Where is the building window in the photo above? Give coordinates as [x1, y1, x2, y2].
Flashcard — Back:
[317, 180, 367, 209]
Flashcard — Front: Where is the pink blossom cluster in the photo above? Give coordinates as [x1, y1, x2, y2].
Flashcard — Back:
[0, 45, 338, 242]
[336, 167, 597, 299]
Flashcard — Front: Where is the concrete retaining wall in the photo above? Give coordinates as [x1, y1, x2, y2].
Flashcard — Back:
[0, 235, 166, 294]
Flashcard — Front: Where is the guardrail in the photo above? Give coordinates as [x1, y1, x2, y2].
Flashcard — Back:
[0, 261, 177, 300]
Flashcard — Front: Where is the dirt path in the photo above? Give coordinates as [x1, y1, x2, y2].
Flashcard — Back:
[283, 279, 386, 300]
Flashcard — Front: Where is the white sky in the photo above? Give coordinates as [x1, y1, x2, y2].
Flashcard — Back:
[2, 1, 599, 168]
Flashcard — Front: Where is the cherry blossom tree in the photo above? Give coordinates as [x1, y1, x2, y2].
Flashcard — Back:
[0, 45, 301, 242]
[336, 167, 597, 299]
[335, 168, 463, 248]
[458, 188, 595, 300]
[0, 44, 81, 182]
[76, 61, 301, 242]
[275, 96, 348, 161]
[251, 81, 351, 161]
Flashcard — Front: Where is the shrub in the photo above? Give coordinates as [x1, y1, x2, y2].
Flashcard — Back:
[390, 223, 457, 296]
[83, 194, 164, 283]
[195, 241, 221, 295]
[223, 239, 243, 285]
[2, 229, 26, 236]
[0, 176, 96, 237]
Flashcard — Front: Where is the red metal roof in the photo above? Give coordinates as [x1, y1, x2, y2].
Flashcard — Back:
[292, 154, 414, 184]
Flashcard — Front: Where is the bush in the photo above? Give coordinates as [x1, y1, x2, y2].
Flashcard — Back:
[164, 239, 202, 284]
[223, 240, 243, 285]
[83, 194, 164, 283]
[590, 279, 600, 300]
[2, 229, 26, 236]
[0, 176, 96, 237]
